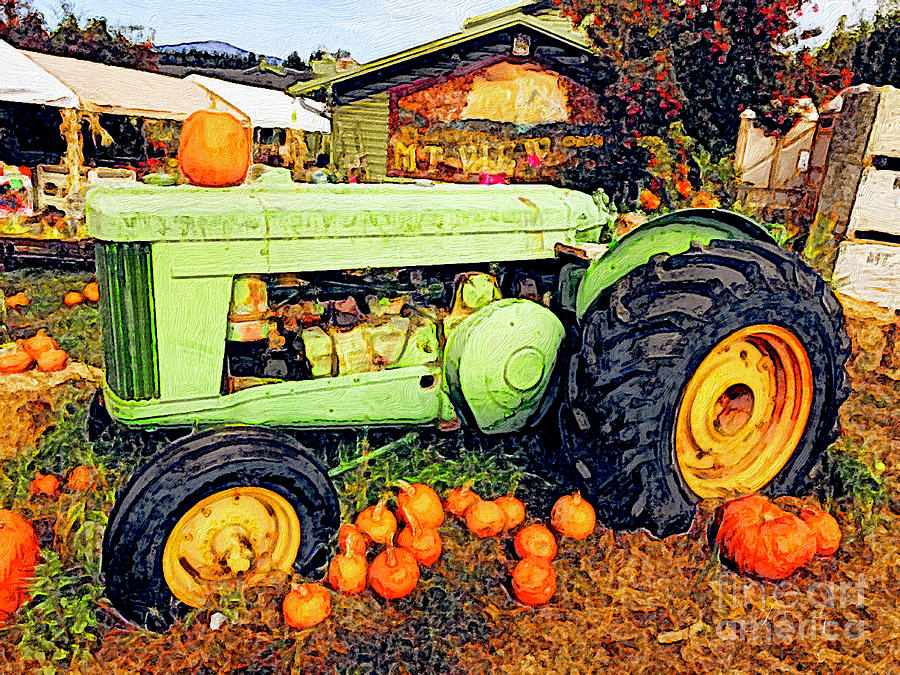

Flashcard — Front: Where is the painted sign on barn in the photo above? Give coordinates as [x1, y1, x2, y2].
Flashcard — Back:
[387, 60, 604, 182]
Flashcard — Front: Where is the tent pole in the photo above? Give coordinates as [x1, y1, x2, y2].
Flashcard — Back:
[59, 108, 85, 235]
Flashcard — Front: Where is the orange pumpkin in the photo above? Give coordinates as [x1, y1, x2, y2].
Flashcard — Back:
[690, 191, 718, 208]
[338, 523, 367, 557]
[63, 292, 83, 306]
[799, 504, 841, 556]
[716, 494, 816, 580]
[465, 499, 506, 538]
[550, 493, 596, 540]
[0, 349, 33, 374]
[83, 282, 100, 302]
[23, 330, 57, 359]
[444, 485, 479, 517]
[36, 349, 67, 373]
[67, 466, 97, 492]
[0, 510, 40, 625]
[355, 500, 398, 546]
[368, 547, 419, 600]
[178, 111, 251, 187]
[514, 524, 557, 561]
[511, 557, 557, 606]
[4, 293, 29, 310]
[28, 472, 59, 496]
[494, 495, 525, 530]
[282, 583, 331, 628]
[328, 549, 368, 594]
[396, 481, 444, 529]
[396, 508, 442, 566]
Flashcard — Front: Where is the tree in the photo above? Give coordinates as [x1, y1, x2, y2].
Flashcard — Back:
[556, 0, 814, 156]
[1, 0, 48, 49]
[45, 13, 157, 69]
[285, 50, 306, 70]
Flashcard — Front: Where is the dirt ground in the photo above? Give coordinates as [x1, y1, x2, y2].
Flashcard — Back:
[0, 279, 897, 674]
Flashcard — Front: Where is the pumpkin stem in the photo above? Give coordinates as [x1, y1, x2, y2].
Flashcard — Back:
[386, 546, 397, 568]
[401, 506, 421, 537]
[374, 496, 389, 521]
[572, 491, 582, 505]
[396, 479, 414, 496]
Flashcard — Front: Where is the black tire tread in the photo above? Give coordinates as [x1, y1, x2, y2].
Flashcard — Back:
[564, 239, 851, 537]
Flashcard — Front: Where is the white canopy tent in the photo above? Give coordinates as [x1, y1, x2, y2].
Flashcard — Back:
[0, 39, 79, 107]
[186, 74, 330, 133]
[21, 49, 246, 121]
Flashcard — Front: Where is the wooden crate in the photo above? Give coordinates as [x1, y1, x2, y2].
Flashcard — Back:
[833, 241, 900, 310]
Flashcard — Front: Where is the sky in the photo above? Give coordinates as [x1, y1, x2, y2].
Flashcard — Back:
[29, 0, 884, 62]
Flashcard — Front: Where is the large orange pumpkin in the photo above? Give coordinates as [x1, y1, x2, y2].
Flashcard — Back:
[178, 111, 251, 187]
[716, 494, 817, 580]
[0, 510, 40, 625]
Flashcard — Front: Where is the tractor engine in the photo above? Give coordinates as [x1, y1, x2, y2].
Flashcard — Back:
[223, 267, 564, 433]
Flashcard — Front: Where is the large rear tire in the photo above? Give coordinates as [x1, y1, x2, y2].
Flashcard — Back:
[102, 427, 340, 630]
[562, 239, 850, 537]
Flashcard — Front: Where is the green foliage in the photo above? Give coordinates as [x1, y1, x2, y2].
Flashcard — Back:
[331, 433, 523, 519]
[15, 551, 104, 670]
[0, 269, 102, 366]
[819, 437, 886, 538]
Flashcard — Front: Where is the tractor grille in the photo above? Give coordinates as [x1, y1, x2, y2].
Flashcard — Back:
[95, 242, 159, 400]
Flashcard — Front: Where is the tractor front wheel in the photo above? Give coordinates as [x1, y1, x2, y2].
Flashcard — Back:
[102, 427, 340, 630]
[563, 239, 850, 537]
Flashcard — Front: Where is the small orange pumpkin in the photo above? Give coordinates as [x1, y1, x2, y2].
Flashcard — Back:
[23, 330, 57, 359]
[465, 499, 506, 538]
[67, 466, 97, 492]
[282, 583, 331, 628]
[4, 293, 29, 310]
[798, 504, 841, 556]
[36, 349, 67, 373]
[396, 508, 442, 566]
[551, 492, 596, 540]
[512, 557, 557, 606]
[494, 495, 525, 530]
[716, 494, 816, 580]
[0, 510, 41, 625]
[444, 484, 479, 517]
[63, 292, 83, 307]
[514, 524, 557, 561]
[338, 523, 367, 557]
[396, 481, 444, 529]
[83, 282, 100, 302]
[28, 472, 59, 497]
[178, 110, 251, 187]
[0, 349, 33, 374]
[368, 546, 419, 600]
[328, 549, 368, 594]
[355, 500, 398, 546]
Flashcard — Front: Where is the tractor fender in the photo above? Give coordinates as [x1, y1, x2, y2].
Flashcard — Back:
[574, 208, 776, 320]
[444, 299, 564, 434]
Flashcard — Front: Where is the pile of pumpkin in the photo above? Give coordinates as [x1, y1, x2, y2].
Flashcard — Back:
[0, 329, 69, 375]
[282, 482, 597, 629]
[4, 280, 99, 312]
[714, 494, 841, 580]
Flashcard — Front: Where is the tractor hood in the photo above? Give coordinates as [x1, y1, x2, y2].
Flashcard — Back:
[86, 168, 599, 248]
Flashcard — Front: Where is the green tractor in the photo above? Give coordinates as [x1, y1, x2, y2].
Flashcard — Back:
[87, 169, 849, 628]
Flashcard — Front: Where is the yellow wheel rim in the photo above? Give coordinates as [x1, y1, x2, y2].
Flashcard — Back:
[162, 487, 301, 607]
[675, 324, 813, 499]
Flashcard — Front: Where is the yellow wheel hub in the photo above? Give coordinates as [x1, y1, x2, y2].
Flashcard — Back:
[675, 325, 813, 499]
[162, 487, 300, 607]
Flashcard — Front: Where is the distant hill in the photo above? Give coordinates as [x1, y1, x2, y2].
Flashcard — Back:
[154, 40, 284, 64]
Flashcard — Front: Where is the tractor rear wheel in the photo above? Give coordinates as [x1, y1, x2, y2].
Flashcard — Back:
[102, 427, 339, 630]
[562, 239, 850, 537]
